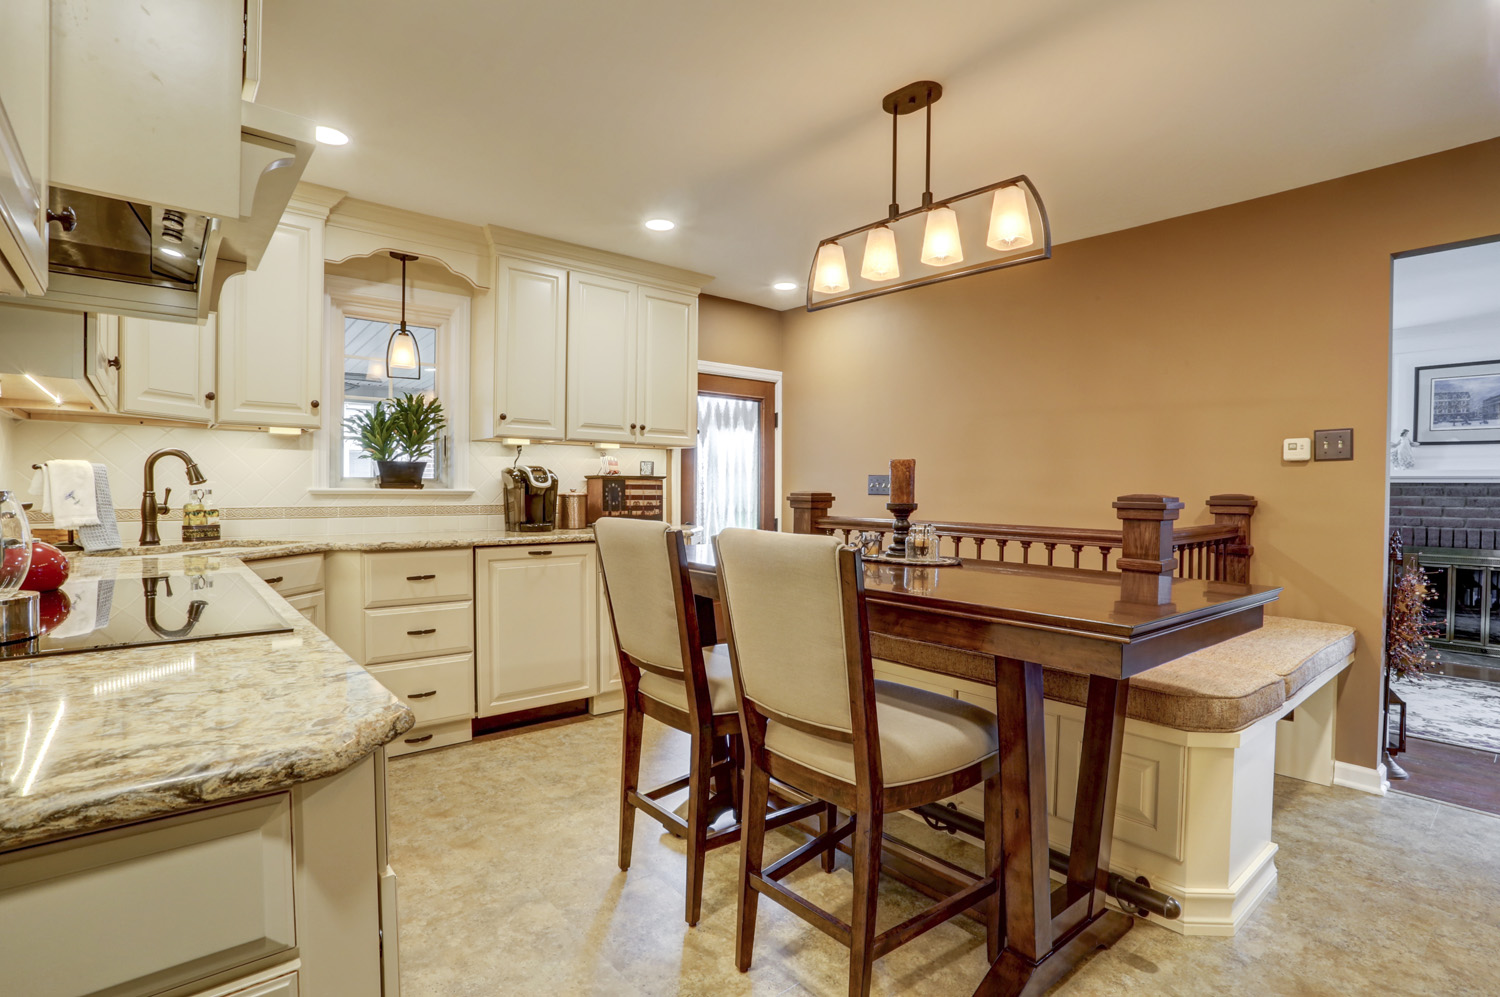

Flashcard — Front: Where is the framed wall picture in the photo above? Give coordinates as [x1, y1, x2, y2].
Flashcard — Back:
[639, 460, 656, 475]
[1414, 359, 1500, 444]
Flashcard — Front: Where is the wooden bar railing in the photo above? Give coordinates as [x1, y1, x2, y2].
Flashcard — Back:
[787, 491, 1257, 584]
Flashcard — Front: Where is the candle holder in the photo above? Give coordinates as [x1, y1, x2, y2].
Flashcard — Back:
[885, 501, 917, 558]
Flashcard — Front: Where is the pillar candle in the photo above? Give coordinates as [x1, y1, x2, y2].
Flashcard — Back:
[890, 459, 916, 505]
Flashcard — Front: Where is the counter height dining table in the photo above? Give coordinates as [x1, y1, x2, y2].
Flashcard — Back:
[684, 540, 1281, 996]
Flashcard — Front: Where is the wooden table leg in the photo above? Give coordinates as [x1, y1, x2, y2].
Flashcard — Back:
[974, 666, 1135, 997]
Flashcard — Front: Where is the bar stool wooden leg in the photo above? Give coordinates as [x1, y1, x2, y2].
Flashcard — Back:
[618, 703, 644, 871]
[849, 807, 883, 997]
[686, 729, 714, 926]
[983, 772, 1004, 962]
[736, 763, 771, 971]
[820, 803, 838, 873]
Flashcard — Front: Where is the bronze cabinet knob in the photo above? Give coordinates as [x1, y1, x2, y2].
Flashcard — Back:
[106, 356, 121, 369]
[499, 412, 507, 421]
[204, 391, 215, 402]
[310, 399, 319, 409]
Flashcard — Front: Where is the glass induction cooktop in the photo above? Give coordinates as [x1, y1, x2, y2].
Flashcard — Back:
[0, 564, 294, 661]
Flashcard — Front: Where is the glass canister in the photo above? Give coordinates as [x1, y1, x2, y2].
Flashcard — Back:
[0, 490, 32, 597]
[905, 524, 937, 561]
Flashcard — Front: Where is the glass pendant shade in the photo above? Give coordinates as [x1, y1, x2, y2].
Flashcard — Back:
[986, 185, 1034, 250]
[813, 242, 850, 293]
[920, 206, 963, 266]
[860, 226, 900, 282]
[386, 325, 420, 378]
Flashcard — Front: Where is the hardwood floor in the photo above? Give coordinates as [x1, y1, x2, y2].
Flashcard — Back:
[1393, 736, 1500, 815]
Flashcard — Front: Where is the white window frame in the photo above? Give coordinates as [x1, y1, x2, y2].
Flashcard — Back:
[313, 274, 472, 494]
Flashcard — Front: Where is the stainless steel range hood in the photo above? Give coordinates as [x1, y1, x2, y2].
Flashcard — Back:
[26, 102, 314, 323]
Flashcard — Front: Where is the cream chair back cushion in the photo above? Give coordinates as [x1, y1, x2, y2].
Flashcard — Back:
[594, 519, 686, 673]
[715, 528, 853, 734]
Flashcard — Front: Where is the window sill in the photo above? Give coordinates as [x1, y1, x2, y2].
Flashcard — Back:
[306, 487, 477, 498]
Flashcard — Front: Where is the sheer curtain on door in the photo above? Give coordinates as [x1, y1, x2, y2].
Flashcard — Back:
[695, 394, 761, 539]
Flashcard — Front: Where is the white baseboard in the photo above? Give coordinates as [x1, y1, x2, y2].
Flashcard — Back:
[1332, 761, 1389, 796]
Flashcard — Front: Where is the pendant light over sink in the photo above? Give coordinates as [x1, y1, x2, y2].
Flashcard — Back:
[805, 81, 1051, 311]
[386, 252, 421, 380]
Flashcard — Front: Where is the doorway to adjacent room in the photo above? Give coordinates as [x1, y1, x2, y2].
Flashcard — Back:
[680, 364, 781, 540]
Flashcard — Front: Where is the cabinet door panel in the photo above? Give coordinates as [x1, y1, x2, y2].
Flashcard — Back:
[476, 545, 597, 715]
[494, 257, 567, 440]
[635, 288, 697, 447]
[118, 314, 216, 422]
[215, 216, 323, 428]
[565, 272, 636, 443]
[597, 568, 621, 696]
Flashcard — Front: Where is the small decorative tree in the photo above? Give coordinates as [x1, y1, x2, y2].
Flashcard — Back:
[1386, 562, 1440, 682]
[344, 393, 447, 489]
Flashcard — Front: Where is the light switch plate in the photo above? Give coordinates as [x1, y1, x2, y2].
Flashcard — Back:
[1283, 438, 1311, 462]
[1314, 428, 1354, 461]
[868, 474, 891, 496]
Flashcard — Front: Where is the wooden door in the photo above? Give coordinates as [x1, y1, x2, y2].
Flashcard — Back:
[565, 272, 636, 443]
[682, 372, 777, 533]
[118, 314, 216, 422]
[214, 214, 324, 428]
[634, 287, 698, 447]
[494, 256, 568, 440]
[475, 545, 598, 716]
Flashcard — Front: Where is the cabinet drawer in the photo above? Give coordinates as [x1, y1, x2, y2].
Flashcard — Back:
[368, 653, 474, 726]
[363, 549, 472, 608]
[363, 601, 473, 664]
[249, 554, 324, 596]
[385, 718, 472, 758]
[0, 795, 294, 997]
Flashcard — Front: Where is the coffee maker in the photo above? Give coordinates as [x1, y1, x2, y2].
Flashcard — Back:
[504, 465, 559, 532]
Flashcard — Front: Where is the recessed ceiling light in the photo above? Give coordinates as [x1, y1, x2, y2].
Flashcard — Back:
[159, 247, 185, 259]
[644, 218, 675, 232]
[772, 281, 798, 291]
[315, 125, 349, 146]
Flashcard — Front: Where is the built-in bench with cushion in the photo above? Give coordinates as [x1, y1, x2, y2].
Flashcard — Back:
[790, 491, 1357, 936]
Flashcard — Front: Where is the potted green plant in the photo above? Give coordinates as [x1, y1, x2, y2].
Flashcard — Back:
[345, 393, 447, 489]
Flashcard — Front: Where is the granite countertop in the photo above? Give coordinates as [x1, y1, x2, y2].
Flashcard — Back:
[88, 528, 598, 560]
[0, 554, 416, 851]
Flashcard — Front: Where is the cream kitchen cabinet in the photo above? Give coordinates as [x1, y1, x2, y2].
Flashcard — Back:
[591, 566, 624, 715]
[0, 0, 49, 297]
[249, 554, 326, 633]
[492, 256, 568, 440]
[475, 543, 598, 717]
[84, 313, 120, 412]
[118, 314, 217, 422]
[214, 211, 325, 429]
[634, 286, 698, 447]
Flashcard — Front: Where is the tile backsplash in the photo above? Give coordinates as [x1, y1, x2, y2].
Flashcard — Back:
[3, 417, 667, 541]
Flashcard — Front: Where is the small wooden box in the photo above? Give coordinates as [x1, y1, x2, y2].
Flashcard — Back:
[585, 475, 664, 525]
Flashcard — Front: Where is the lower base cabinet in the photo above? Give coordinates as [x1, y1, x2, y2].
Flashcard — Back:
[475, 544, 599, 717]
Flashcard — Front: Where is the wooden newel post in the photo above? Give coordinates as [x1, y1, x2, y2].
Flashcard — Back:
[1113, 494, 1184, 604]
[788, 491, 835, 535]
[1206, 493, 1257, 584]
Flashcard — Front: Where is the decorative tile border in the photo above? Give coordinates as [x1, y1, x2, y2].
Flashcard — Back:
[30, 504, 507, 524]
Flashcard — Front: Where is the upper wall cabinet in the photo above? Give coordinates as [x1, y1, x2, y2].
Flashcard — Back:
[635, 287, 698, 448]
[493, 257, 568, 441]
[214, 211, 325, 429]
[0, 0, 49, 297]
[118, 315, 216, 423]
[478, 229, 708, 446]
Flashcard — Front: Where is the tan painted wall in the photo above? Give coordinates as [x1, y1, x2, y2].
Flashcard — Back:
[698, 294, 783, 371]
[780, 138, 1500, 770]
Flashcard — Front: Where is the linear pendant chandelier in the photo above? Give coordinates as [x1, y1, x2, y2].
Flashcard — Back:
[806, 81, 1050, 311]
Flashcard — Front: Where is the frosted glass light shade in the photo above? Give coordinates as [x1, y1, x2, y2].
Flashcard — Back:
[813, 243, 850, 293]
[386, 327, 421, 378]
[920, 207, 963, 266]
[860, 226, 900, 281]
[986, 185, 1034, 250]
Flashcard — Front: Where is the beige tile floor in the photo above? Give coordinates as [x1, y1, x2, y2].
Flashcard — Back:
[387, 714, 1500, 996]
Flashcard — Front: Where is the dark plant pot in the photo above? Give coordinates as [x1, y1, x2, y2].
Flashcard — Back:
[376, 460, 426, 489]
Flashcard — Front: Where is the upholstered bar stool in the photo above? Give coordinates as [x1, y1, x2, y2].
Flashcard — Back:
[714, 528, 1003, 997]
[595, 518, 822, 927]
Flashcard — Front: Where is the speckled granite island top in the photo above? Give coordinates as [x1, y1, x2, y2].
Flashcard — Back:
[91, 528, 598, 560]
[0, 554, 417, 850]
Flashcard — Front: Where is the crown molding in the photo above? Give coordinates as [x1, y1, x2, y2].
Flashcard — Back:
[288, 182, 348, 219]
[484, 225, 713, 292]
[326, 198, 491, 289]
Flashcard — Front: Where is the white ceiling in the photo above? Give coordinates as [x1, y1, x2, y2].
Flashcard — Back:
[1392, 237, 1500, 330]
[260, 0, 1500, 310]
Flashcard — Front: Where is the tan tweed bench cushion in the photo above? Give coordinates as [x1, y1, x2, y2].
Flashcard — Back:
[871, 618, 1355, 735]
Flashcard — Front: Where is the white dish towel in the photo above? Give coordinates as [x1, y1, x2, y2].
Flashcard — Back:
[29, 460, 101, 529]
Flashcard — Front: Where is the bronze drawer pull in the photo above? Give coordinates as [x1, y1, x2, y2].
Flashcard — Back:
[406, 573, 437, 581]
[263, 576, 284, 584]
[403, 734, 434, 744]
[527, 549, 553, 556]
[408, 690, 438, 699]
[407, 628, 437, 636]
